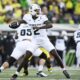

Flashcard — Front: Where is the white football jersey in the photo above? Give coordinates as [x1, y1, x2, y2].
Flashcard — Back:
[23, 14, 48, 38]
[74, 30, 80, 43]
[16, 24, 34, 41]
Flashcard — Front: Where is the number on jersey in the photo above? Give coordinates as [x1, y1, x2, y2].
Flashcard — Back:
[34, 29, 40, 35]
[20, 29, 32, 36]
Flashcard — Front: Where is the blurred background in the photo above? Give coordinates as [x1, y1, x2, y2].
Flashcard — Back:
[0, 0, 80, 67]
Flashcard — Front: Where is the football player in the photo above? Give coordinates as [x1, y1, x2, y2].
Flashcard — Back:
[74, 29, 80, 67]
[23, 4, 70, 78]
[11, 3, 70, 79]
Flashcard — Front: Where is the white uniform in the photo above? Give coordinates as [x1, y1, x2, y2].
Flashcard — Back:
[11, 24, 42, 60]
[74, 30, 80, 66]
[23, 14, 55, 52]
[55, 38, 66, 51]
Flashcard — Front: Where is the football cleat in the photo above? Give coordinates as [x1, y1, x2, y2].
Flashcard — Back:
[37, 71, 48, 77]
[10, 74, 18, 80]
[63, 70, 70, 79]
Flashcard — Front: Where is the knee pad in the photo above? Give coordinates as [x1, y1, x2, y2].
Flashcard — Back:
[6, 57, 16, 67]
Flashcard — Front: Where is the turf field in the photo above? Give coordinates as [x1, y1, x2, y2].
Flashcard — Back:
[0, 66, 80, 80]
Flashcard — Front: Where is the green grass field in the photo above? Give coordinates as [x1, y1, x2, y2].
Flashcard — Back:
[0, 66, 80, 80]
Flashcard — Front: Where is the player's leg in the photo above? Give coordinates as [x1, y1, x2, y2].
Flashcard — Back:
[38, 54, 52, 76]
[19, 48, 49, 77]
[11, 41, 38, 79]
[42, 38, 70, 78]
[19, 49, 52, 77]
[37, 53, 47, 77]
[50, 50, 70, 78]
[0, 45, 24, 72]
[11, 51, 32, 80]
[0, 40, 31, 72]
[35, 48, 52, 77]
[13, 49, 49, 77]
[22, 56, 32, 76]
[40, 48, 52, 72]
[76, 44, 80, 67]
[16, 55, 32, 77]
[46, 57, 52, 72]
[32, 48, 47, 77]
[0, 57, 16, 72]
[16, 41, 38, 75]
[49, 49, 71, 78]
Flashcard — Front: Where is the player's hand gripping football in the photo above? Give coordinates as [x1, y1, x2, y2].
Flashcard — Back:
[9, 21, 20, 29]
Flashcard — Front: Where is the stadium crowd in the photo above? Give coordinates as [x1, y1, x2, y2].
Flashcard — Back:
[0, 0, 80, 24]
[0, 31, 15, 66]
